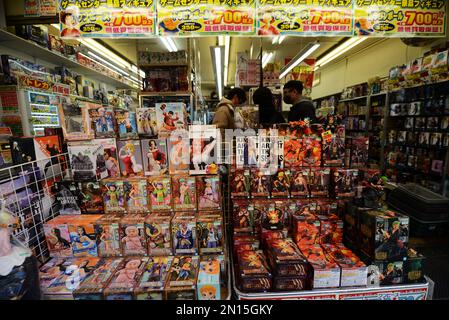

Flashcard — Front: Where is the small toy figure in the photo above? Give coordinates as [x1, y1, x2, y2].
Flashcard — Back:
[175, 257, 193, 281]
[291, 171, 309, 196]
[200, 285, 217, 300]
[71, 226, 96, 251]
[152, 182, 167, 206]
[99, 226, 113, 254]
[263, 208, 283, 230]
[160, 104, 180, 131]
[119, 142, 142, 177]
[113, 259, 142, 286]
[179, 179, 192, 205]
[105, 183, 120, 207]
[237, 208, 250, 228]
[104, 150, 119, 177]
[121, 226, 144, 251]
[175, 222, 193, 249]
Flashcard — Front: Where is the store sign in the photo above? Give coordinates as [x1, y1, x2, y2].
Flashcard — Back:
[18, 75, 53, 92]
[354, 0, 446, 37]
[40, 0, 58, 16]
[338, 287, 428, 300]
[58, 0, 156, 38]
[52, 83, 71, 96]
[157, 0, 256, 36]
[257, 0, 353, 36]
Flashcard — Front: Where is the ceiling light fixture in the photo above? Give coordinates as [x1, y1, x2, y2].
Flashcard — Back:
[87, 51, 128, 75]
[219, 36, 231, 86]
[315, 37, 367, 70]
[211, 46, 224, 99]
[161, 37, 178, 52]
[262, 52, 273, 69]
[272, 35, 286, 45]
[279, 42, 320, 79]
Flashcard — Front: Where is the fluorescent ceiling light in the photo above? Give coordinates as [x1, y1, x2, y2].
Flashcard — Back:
[87, 51, 128, 75]
[272, 36, 286, 45]
[219, 36, 230, 86]
[278, 36, 286, 44]
[78, 38, 130, 69]
[211, 46, 224, 99]
[161, 37, 178, 52]
[279, 42, 320, 79]
[78, 52, 122, 77]
[315, 37, 367, 70]
[262, 52, 273, 68]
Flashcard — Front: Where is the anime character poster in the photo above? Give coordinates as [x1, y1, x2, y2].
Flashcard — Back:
[119, 216, 147, 256]
[145, 213, 172, 256]
[124, 179, 148, 213]
[197, 216, 224, 254]
[88, 105, 116, 138]
[94, 138, 120, 178]
[117, 140, 144, 177]
[189, 125, 219, 175]
[172, 175, 197, 211]
[197, 176, 221, 210]
[136, 108, 158, 137]
[141, 138, 169, 176]
[167, 129, 190, 174]
[115, 109, 138, 140]
[102, 180, 126, 214]
[155, 102, 186, 137]
[172, 214, 197, 255]
[148, 176, 172, 211]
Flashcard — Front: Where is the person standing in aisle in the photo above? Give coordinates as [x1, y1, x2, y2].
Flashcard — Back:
[252, 87, 285, 126]
[283, 80, 317, 123]
[212, 87, 247, 137]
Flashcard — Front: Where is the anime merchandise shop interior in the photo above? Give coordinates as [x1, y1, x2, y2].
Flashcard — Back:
[1, 0, 449, 301]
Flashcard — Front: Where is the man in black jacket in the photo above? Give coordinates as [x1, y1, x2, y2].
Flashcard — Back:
[283, 80, 316, 123]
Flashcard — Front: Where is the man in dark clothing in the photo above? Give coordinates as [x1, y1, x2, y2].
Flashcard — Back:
[283, 80, 316, 123]
[252, 87, 285, 125]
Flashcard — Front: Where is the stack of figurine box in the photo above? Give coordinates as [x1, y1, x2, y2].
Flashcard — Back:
[39, 99, 228, 300]
[231, 118, 373, 293]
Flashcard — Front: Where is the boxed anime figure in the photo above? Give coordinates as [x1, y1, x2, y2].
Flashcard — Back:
[232, 200, 254, 234]
[253, 200, 275, 233]
[134, 256, 174, 300]
[116, 140, 144, 177]
[189, 125, 219, 175]
[270, 169, 291, 198]
[261, 202, 286, 231]
[235, 135, 259, 168]
[322, 135, 345, 167]
[441, 116, 449, 131]
[317, 214, 343, 245]
[197, 259, 221, 300]
[68, 215, 102, 258]
[166, 255, 199, 288]
[415, 117, 426, 130]
[44, 215, 74, 258]
[404, 248, 426, 284]
[272, 276, 310, 291]
[309, 169, 330, 198]
[427, 117, 439, 131]
[290, 168, 310, 198]
[102, 179, 126, 214]
[148, 176, 172, 211]
[373, 260, 405, 286]
[408, 101, 422, 115]
[310, 199, 338, 216]
[236, 250, 272, 292]
[145, 212, 173, 256]
[95, 214, 123, 258]
[103, 257, 147, 300]
[292, 212, 320, 246]
[250, 169, 271, 198]
[115, 109, 138, 140]
[136, 108, 158, 137]
[350, 136, 369, 168]
[266, 238, 311, 278]
[359, 209, 409, 261]
[155, 102, 187, 137]
[73, 258, 123, 300]
[172, 174, 197, 211]
[301, 137, 322, 167]
[234, 235, 260, 254]
[88, 105, 116, 138]
[124, 179, 148, 213]
[430, 132, 442, 147]
[298, 244, 341, 289]
[141, 138, 169, 176]
[283, 138, 302, 168]
[59, 96, 93, 141]
[230, 169, 251, 198]
[68, 142, 108, 181]
[172, 212, 198, 255]
[52, 181, 82, 215]
[79, 181, 104, 214]
[197, 175, 221, 210]
[333, 169, 359, 198]
[93, 138, 120, 178]
[323, 244, 367, 287]
[197, 214, 224, 255]
[119, 214, 148, 256]
[167, 129, 190, 174]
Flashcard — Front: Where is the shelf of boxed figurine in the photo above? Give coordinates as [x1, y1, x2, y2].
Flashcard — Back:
[40, 173, 231, 300]
[228, 165, 374, 294]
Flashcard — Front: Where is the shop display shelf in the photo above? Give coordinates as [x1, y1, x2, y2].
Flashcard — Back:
[340, 95, 369, 102]
[139, 91, 193, 96]
[370, 91, 388, 97]
[0, 29, 134, 90]
[139, 63, 189, 68]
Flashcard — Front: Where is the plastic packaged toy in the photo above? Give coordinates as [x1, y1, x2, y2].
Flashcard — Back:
[136, 108, 158, 137]
[119, 214, 147, 256]
[103, 258, 147, 300]
[93, 138, 120, 178]
[148, 176, 172, 211]
[134, 256, 174, 300]
[68, 142, 108, 181]
[266, 238, 311, 278]
[236, 250, 272, 292]
[102, 179, 126, 214]
[350, 136, 369, 168]
[292, 212, 320, 246]
[115, 109, 139, 140]
[197, 214, 224, 255]
[172, 175, 197, 211]
[95, 214, 123, 258]
[290, 168, 310, 198]
[261, 202, 285, 231]
[373, 260, 405, 286]
[141, 138, 169, 176]
[166, 255, 199, 288]
[232, 200, 254, 234]
[117, 140, 144, 177]
[333, 169, 359, 198]
[309, 169, 330, 198]
[317, 214, 343, 245]
[172, 212, 198, 255]
[145, 212, 173, 256]
[197, 259, 221, 300]
[270, 169, 291, 198]
[88, 105, 116, 138]
[250, 169, 271, 198]
[79, 181, 104, 214]
[197, 175, 221, 210]
[68, 215, 102, 258]
[43, 215, 74, 258]
[230, 169, 251, 198]
[124, 179, 148, 214]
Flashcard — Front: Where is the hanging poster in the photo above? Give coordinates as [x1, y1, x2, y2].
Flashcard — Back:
[40, 0, 58, 16]
[58, 0, 156, 38]
[256, 0, 353, 36]
[157, 0, 256, 36]
[354, 0, 446, 37]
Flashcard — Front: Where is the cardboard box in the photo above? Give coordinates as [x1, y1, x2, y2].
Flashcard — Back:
[145, 212, 173, 256]
[266, 238, 311, 278]
[44, 215, 75, 258]
[236, 250, 272, 292]
[197, 259, 221, 300]
[68, 142, 108, 181]
[148, 176, 172, 211]
[119, 214, 148, 256]
[171, 174, 197, 211]
[124, 178, 148, 214]
[102, 179, 126, 214]
[172, 212, 197, 255]
[134, 256, 173, 300]
[95, 214, 123, 258]
[68, 215, 102, 258]
[197, 214, 224, 255]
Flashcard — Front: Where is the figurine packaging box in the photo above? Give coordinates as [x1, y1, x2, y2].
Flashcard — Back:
[189, 125, 219, 175]
[102, 179, 126, 214]
[148, 176, 172, 211]
[197, 259, 221, 300]
[95, 214, 123, 258]
[136, 108, 158, 137]
[197, 175, 221, 210]
[309, 169, 330, 198]
[292, 213, 320, 246]
[93, 138, 120, 178]
[39, 257, 74, 292]
[270, 169, 291, 198]
[103, 257, 147, 300]
[134, 256, 174, 300]
[68, 142, 108, 181]
[298, 245, 341, 289]
[59, 97, 93, 141]
[124, 179, 148, 214]
[117, 140, 144, 177]
[290, 168, 310, 198]
[53, 181, 82, 215]
[322, 135, 345, 167]
[350, 136, 369, 168]
[261, 202, 286, 231]
[68, 215, 102, 258]
[317, 215, 343, 245]
[166, 256, 199, 288]
[201, 255, 226, 286]
[250, 169, 271, 198]
[145, 212, 173, 256]
[266, 238, 311, 278]
[88, 105, 116, 138]
[283, 138, 302, 168]
[272, 276, 310, 291]
[300, 137, 322, 167]
[44, 215, 74, 258]
[323, 244, 367, 287]
[333, 169, 359, 198]
[235, 135, 258, 168]
[115, 109, 139, 140]
[404, 248, 426, 284]
[253, 200, 275, 233]
[236, 250, 272, 293]
[119, 214, 148, 256]
[73, 258, 123, 300]
[373, 260, 405, 286]
[232, 200, 254, 234]
[141, 138, 169, 176]
[33, 135, 63, 177]
[359, 209, 409, 261]
[197, 214, 224, 255]
[167, 129, 190, 174]
[155, 102, 187, 137]
[172, 174, 197, 211]
[230, 169, 251, 198]
[172, 212, 198, 255]
[79, 181, 104, 214]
